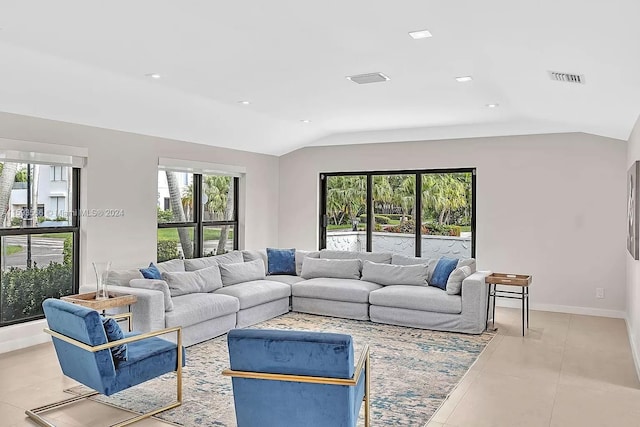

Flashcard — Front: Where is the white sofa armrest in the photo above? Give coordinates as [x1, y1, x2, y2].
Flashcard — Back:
[78, 284, 166, 333]
[459, 270, 491, 334]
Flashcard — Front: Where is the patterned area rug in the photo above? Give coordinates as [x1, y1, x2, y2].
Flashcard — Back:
[85, 312, 494, 426]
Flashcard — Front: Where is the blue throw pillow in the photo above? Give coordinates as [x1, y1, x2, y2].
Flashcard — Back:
[430, 257, 459, 290]
[102, 317, 127, 364]
[267, 248, 296, 275]
[140, 262, 162, 280]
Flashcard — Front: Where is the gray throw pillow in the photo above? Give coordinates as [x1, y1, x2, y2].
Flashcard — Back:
[129, 279, 174, 311]
[184, 251, 245, 271]
[392, 254, 438, 281]
[361, 260, 428, 286]
[300, 258, 361, 280]
[457, 258, 477, 273]
[156, 258, 185, 273]
[242, 249, 269, 274]
[161, 265, 223, 296]
[219, 259, 266, 286]
[295, 250, 320, 276]
[446, 266, 472, 295]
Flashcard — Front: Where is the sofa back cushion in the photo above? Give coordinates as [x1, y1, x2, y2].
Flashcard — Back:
[156, 258, 185, 273]
[184, 251, 244, 271]
[300, 258, 361, 280]
[219, 259, 266, 286]
[320, 249, 392, 264]
[162, 265, 223, 296]
[361, 260, 428, 286]
[106, 269, 143, 287]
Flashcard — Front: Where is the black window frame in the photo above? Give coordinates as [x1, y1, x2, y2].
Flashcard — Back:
[319, 168, 476, 258]
[157, 173, 239, 258]
[0, 165, 81, 327]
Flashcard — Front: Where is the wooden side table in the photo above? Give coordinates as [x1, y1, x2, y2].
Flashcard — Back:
[61, 291, 137, 331]
[485, 273, 532, 336]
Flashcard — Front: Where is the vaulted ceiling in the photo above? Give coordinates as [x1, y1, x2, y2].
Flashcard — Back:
[1, 0, 639, 155]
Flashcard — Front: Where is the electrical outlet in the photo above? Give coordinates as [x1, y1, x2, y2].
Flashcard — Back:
[596, 288, 605, 299]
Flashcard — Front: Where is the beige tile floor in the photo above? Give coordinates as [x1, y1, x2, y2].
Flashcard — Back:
[1, 307, 639, 426]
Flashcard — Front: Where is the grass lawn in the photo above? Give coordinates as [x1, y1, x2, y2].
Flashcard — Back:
[158, 227, 234, 242]
[5, 245, 23, 255]
[460, 226, 471, 232]
[37, 232, 72, 239]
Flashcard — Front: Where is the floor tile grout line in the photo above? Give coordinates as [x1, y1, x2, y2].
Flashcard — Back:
[546, 314, 571, 427]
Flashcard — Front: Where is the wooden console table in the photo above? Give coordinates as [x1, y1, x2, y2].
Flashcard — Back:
[61, 291, 137, 331]
[485, 273, 532, 336]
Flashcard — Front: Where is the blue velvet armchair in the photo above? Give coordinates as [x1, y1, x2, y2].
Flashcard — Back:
[223, 329, 370, 427]
[27, 298, 185, 427]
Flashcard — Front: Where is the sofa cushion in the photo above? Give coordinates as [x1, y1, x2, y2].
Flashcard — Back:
[457, 258, 477, 273]
[292, 278, 382, 303]
[369, 285, 462, 314]
[391, 254, 437, 281]
[430, 257, 459, 290]
[156, 258, 185, 273]
[161, 265, 223, 296]
[242, 249, 269, 274]
[300, 258, 361, 280]
[267, 275, 305, 286]
[106, 269, 143, 287]
[295, 250, 320, 275]
[446, 266, 472, 295]
[215, 280, 290, 309]
[219, 259, 266, 286]
[139, 263, 162, 280]
[129, 279, 174, 312]
[267, 248, 296, 275]
[361, 260, 428, 286]
[320, 249, 392, 264]
[184, 251, 244, 271]
[165, 293, 239, 328]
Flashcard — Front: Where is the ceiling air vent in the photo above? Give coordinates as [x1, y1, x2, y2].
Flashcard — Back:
[548, 71, 585, 84]
[346, 72, 390, 84]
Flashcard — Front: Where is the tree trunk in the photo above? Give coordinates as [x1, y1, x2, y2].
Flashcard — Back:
[439, 208, 447, 225]
[216, 178, 234, 255]
[165, 171, 193, 258]
[0, 163, 18, 227]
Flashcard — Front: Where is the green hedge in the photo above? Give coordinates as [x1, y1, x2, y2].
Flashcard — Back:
[157, 240, 179, 262]
[0, 262, 73, 323]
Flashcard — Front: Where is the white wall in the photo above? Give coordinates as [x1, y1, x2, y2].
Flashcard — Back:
[0, 112, 279, 352]
[279, 133, 627, 316]
[626, 115, 640, 378]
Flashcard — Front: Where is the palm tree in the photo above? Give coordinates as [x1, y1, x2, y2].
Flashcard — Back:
[165, 171, 193, 258]
[0, 162, 18, 226]
[203, 175, 234, 254]
[422, 173, 469, 225]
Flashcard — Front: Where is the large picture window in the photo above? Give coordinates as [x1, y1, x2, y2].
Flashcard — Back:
[320, 168, 475, 258]
[157, 169, 238, 262]
[0, 162, 80, 327]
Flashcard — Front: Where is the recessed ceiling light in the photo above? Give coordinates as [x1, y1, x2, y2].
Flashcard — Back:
[300, 120, 311, 123]
[145, 73, 161, 79]
[238, 100, 251, 105]
[408, 29, 432, 39]
[486, 103, 499, 108]
[455, 76, 473, 82]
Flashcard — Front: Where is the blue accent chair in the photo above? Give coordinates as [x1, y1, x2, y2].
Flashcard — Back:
[27, 298, 185, 426]
[223, 329, 370, 427]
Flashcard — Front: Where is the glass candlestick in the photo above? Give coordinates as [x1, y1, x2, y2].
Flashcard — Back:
[93, 261, 111, 300]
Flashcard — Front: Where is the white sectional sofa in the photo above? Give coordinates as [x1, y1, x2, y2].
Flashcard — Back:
[85, 249, 489, 347]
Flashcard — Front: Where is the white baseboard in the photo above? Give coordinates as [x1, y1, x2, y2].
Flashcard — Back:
[625, 317, 640, 383]
[0, 319, 51, 354]
[494, 299, 626, 319]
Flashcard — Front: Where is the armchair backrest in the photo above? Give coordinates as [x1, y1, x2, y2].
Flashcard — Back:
[227, 329, 362, 427]
[43, 298, 116, 394]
